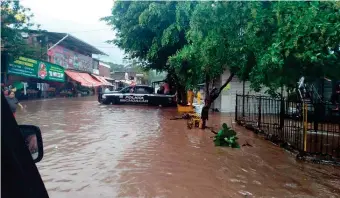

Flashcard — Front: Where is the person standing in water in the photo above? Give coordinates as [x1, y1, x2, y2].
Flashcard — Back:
[6, 91, 24, 117]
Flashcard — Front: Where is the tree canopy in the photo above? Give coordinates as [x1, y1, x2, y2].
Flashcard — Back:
[103, 1, 340, 93]
[1, 0, 41, 59]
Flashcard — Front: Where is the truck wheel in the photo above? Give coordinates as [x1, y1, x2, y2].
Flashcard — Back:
[102, 100, 110, 105]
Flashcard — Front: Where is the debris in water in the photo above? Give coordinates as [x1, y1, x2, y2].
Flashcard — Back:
[213, 123, 240, 148]
[242, 141, 252, 147]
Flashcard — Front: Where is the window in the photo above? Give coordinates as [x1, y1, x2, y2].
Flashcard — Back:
[120, 87, 131, 93]
[135, 87, 152, 94]
[135, 87, 147, 94]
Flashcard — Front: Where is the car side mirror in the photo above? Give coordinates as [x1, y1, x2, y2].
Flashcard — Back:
[19, 125, 44, 163]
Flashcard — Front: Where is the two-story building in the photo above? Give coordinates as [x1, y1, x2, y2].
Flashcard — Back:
[4, 30, 111, 99]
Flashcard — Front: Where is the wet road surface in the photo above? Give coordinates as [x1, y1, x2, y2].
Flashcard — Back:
[17, 97, 340, 198]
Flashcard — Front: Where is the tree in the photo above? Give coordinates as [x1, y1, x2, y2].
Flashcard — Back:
[1, 0, 41, 59]
[245, 1, 340, 92]
[101, 61, 125, 72]
[101, 1, 197, 95]
[170, 2, 255, 104]
[103, 1, 340, 107]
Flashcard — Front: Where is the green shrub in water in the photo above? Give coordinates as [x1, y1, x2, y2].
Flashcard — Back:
[213, 123, 240, 148]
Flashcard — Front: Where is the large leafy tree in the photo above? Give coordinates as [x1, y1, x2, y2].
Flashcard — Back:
[103, 1, 340, 102]
[1, 0, 41, 58]
[169, 1, 256, 105]
[246, 1, 340, 92]
[101, 1, 196, 72]
[102, 1, 197, 102]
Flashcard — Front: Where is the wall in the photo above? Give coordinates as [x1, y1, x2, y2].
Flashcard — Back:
[48, 45, 93, 72]
[218, 69, 288, 113]
[98, 62, 111, 77]
[93, 59, 99, 70]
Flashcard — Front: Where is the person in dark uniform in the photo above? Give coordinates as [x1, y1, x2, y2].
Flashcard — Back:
[98, 86, 103, 102]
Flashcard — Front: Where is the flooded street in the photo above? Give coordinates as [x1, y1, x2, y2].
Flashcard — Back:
[16, 97, 340, 198]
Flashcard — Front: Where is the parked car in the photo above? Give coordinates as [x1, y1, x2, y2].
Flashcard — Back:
[99, 85, 176, 106]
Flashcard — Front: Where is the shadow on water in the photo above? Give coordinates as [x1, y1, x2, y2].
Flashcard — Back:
[16, 97, 340, 198]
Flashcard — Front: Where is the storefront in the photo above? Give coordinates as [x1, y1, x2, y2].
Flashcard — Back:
[6, 56, 65, 100]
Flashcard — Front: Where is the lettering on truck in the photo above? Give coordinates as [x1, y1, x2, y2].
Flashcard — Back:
[120, 95, 148, 103]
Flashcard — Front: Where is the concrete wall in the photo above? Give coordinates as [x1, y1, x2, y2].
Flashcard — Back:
[217, 70, 287, 113]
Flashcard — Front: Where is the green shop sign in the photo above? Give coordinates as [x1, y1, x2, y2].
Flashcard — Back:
[7, 57, 65, 82]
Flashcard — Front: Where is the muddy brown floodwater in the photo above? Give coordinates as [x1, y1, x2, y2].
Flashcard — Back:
[16, 97, 340, 198]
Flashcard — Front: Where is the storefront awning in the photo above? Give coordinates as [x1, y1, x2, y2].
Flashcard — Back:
[65, 70, 102, 87]
[91, 75, 112, 86]
[77, 72, 102, 87]
[104, 77, 114, 81]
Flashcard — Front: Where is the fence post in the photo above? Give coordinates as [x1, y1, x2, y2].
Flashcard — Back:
[280, 95, 285, 140]
[313, 103, 319, 131]
[242, 81, 245, 117]
[235, 94, 238, 122]
[303, 103, 308, 152]
[257, 96, 261, 128]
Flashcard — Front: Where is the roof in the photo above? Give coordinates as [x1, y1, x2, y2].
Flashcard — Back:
[30, 30, 107, 55]
[49, 32, 107, 55]
[99, 62, 111, 68]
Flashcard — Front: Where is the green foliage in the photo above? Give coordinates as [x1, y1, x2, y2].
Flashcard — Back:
[101, 61, 125, 72]
[246, 1, 340, 91]
[103, 1, 340, 94]
[1, 0, 41, 59]
[101, 1, 195, 74]
[213, 123, 240, 148]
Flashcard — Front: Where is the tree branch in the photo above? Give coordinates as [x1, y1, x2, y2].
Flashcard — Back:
[217, 73, 235, 96]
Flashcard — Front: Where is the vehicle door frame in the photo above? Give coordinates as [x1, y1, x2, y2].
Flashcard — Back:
[133, 86, 152, 105]
[119, 86, 135, 104]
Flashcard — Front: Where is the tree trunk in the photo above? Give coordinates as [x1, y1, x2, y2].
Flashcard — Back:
[167, 70, 187, 105]
[205, 75, 210, 101]
[176, 85, 187, 105]
[206, 73, 235, 108]
[200, 73, 235, 129]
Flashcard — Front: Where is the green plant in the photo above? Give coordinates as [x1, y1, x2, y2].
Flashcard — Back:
[213, 123, 240, 148]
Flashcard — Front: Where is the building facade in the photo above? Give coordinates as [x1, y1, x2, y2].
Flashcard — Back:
[98, 62, 111, 77]
[3, 31, 109, 99]
[213, 69, 288, 113]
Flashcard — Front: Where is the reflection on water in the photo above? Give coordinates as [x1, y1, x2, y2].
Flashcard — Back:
[16, 97, 340, 198]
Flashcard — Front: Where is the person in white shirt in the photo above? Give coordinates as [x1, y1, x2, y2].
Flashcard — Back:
[104, 87, 110, 93]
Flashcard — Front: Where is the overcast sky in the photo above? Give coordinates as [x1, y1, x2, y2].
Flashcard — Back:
[20, 0, 125, 64]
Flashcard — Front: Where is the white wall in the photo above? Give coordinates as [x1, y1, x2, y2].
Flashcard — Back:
[217, 70, 287, 113]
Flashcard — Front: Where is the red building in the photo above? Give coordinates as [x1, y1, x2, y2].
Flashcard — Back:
[98, 62, 111, 77]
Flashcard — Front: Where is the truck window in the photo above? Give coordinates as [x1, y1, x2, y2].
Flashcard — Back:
[135, 87, 148, 94]
[120, 87, 131, 93]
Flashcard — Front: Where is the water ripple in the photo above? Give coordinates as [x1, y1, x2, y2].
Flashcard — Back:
[15, 97, 340, 198]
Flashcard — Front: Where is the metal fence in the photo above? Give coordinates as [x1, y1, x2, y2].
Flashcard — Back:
[235, 94, 340, 160]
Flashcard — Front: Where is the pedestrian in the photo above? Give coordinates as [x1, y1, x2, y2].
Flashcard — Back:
[98, 86, 103, 101]
[3, 87, 9, 96]
[6, 90, 24, 117]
